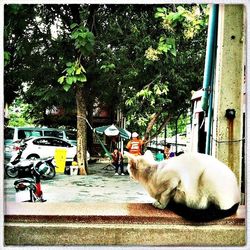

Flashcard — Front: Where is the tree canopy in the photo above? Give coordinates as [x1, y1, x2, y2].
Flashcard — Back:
[4, 4, 208, 142]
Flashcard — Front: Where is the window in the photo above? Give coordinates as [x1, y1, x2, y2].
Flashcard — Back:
[4, 127, 14, 140]
[44, 130, 64, 138]
[33, 138, 52, 146]
[50, 138, 72, 147]
[65, 130, 76, 140]
[18, 130, 42, 139]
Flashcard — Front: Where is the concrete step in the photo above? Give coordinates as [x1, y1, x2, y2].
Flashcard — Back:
[4, 202, 245, 246]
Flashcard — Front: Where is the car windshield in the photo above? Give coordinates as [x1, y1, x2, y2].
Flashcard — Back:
[66, 130, 76, 140]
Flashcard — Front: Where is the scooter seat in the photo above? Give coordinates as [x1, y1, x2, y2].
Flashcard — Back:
[17, 162, 33, 168]
[14, 178, 35, 185]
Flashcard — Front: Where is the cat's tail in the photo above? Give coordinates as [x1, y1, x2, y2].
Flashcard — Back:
[167, 201, 239, 222]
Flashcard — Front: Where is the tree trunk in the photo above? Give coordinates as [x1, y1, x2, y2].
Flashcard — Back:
[76, 85, 87, 175]
[87, 97, 94, 155]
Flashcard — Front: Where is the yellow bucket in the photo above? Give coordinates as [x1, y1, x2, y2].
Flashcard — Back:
[54, 148, 67, 173]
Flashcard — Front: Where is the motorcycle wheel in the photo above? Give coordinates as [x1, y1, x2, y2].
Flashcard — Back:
[42, 165, 56, 180]
[5, 165, 18, 178]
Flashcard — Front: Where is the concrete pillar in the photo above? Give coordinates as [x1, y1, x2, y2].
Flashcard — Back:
[212, 5, 245, 184]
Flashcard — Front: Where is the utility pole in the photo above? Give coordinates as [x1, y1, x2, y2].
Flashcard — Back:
[212, 5, 245, 184]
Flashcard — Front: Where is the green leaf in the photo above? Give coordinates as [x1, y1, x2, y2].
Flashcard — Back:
[72, 76, 77, 83]
[109, 63, 115, 69]
[125, 99, 133, 106]
[158, 44, 169, 53]
[76, 68, 81, 75]
[63, 84, 71, 92]
[66, 62, 72, 67]
[58, 76, 65, 84]
[78, 75, 87, 82]
[66, 77, 73, 85]
[86, 32, 94, 40]
[71, 32, 79, 39]
[4, 51, 11, 66]
[4, 51, 10, 60]
[170, 49, 177, 57]
[70, 23, 78, 29]
[156, 7, 166, 13]
[177, 6, 186, 14]
[172, 13, 181, 21]
[155, 12, 165, 18]
[66, 67, 74, 75]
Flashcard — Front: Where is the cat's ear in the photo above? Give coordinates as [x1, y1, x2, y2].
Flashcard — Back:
[124, 151, 138, 166]
[124, 151, 137, 161]
[143, 150, 155, 163]
[124, 151, 138, 171]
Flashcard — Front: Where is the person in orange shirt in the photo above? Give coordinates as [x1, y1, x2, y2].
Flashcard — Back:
[126, 132, 144, 156]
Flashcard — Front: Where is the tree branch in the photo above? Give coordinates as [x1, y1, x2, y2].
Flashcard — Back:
[143, 111, 161, 143]
[149, 114, 173, 143]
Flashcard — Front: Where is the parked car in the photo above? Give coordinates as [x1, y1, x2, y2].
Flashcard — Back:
[64, 129, 77, 145]
[4, 127, 76, 164]
[4, 126, 76, 144]
[10, 136, 90, 164]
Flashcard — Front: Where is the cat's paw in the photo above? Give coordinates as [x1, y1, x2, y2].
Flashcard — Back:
[153, 201, 166, 209]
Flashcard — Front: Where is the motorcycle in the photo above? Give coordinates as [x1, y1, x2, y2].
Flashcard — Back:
[5, 140, 56, 180]
[14, 161, 50, 202]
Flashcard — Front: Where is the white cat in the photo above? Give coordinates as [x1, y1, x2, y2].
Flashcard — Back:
[125, 151, 240, 221]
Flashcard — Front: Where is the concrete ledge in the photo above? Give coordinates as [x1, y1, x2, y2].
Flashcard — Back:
[4, 222, 245, 246]
[4, 203, 246, 246]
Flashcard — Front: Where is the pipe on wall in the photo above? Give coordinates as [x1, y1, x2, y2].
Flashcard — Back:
[200, 4, 219, 154]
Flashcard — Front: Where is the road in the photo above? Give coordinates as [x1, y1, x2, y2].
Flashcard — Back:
[4, 162, 155, 203]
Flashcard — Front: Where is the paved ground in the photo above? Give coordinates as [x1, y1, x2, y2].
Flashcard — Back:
[4, 162, 155, 203]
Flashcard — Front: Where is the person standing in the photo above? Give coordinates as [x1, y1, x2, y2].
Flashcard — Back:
[126, 132, 144, 156]
[111, 148, 125, 176]
[163, 143, 171, 159]
[164, 143, 175, 159]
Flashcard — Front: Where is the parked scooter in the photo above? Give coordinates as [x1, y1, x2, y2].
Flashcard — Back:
[5, 140, 56, 180]
[14, 162, 50, 202]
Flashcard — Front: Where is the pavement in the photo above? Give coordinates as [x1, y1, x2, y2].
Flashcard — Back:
[4, 161, 155, 203]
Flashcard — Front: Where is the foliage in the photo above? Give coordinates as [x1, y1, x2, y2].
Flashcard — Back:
[57, 23, 95, 92]
[120, 4, 208, 139]
[8, 98, 35, 127]
[155, 5, 208, 39]
[4, 5, 78, 126]
[165, 113, 191, 137]
[58, 61, 87, 91]
[70, 23, 95, 56]
[4, 4, 208, 142]
[4, 51, 11, 66]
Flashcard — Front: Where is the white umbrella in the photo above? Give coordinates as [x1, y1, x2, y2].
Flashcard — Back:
[94, 124, 131, 140]
[104, 124, 119, 137]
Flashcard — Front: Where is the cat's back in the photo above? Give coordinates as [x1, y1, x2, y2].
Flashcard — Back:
[171, 152, 240, 209]
[164, 152, 208, 174]
[167, 152, 234, 173]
